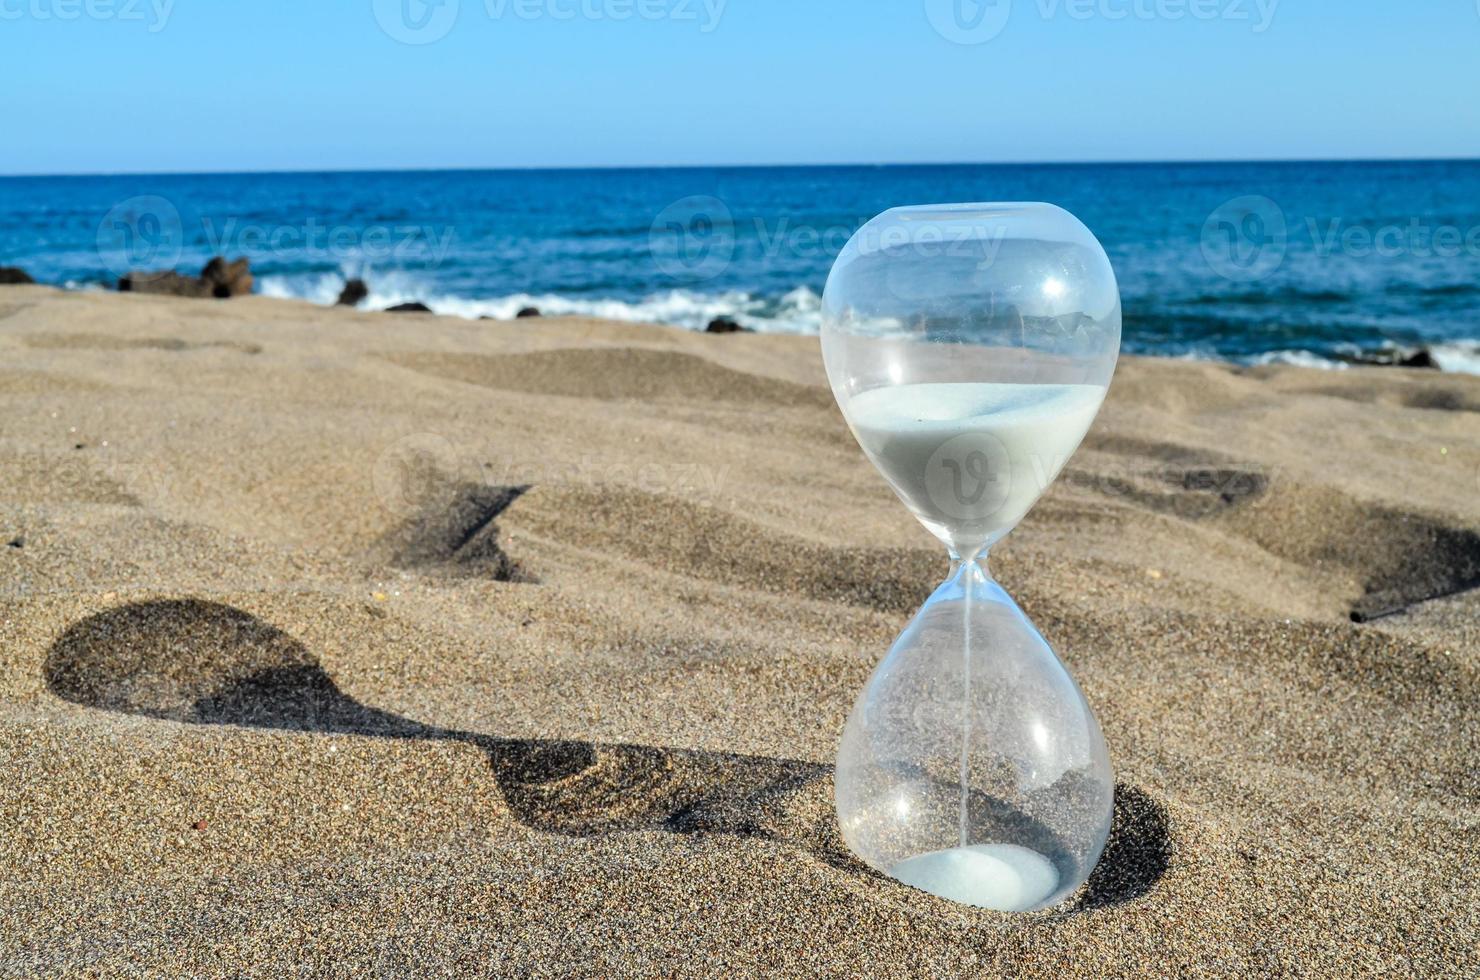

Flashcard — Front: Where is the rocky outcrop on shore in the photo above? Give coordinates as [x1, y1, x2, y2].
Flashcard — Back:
[119, 257, 253, 299]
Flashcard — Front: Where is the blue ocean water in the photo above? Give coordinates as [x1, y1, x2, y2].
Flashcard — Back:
[2, 161, 1478, 371]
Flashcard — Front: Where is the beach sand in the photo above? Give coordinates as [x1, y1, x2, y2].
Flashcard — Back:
[0, 285, 1475, 975]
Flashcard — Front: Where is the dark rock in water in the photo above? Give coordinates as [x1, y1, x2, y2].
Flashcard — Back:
[1335, 347, 1440, 370]
[120, 257, 252, 299]
[337, 278, 369, 307]
[515, 307, 542, 319]
[705, 317, 750, 334]
[385, 302, 433, 314]
[0, 267, 35, 285]
[119, 270, 212, 298]
[201, 256, 253, 298]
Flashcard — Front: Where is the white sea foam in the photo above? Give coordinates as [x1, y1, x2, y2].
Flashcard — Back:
[253, 272, 1480, 377]
[255, 274, 825, 335]
[1430, 341, 1480, 375]
[1251, 349, 1350, 370]
[1246, 342, 1480, 375]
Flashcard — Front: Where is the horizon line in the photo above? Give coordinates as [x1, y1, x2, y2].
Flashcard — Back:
[4, 155, 1479, 180]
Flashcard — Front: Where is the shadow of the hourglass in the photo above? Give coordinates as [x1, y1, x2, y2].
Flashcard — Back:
[1076, 785, 1171, 911]
[41, 599, 1168, 907]
[40, 600, 852, 867]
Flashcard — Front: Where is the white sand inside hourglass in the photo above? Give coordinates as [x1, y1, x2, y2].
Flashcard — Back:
[891, 844, 1060, 911]
[847, 383, 1104, 541]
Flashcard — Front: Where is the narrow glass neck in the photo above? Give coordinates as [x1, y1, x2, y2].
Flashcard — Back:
[948, 546, 990, 570]
[946, 550, 991, 587]
[932, 551, 1004, 608]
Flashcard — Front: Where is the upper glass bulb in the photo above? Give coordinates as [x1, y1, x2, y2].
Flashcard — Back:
[821, 202, 1121, 557]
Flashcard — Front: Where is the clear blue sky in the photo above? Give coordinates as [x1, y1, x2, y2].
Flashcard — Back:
[4, 0, 1478, 174]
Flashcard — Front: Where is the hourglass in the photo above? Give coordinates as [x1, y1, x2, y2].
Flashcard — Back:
[823, 203, 1120, 912]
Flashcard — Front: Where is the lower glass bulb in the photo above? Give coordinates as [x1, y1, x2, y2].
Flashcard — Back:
[834, 558, 1113, 911]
